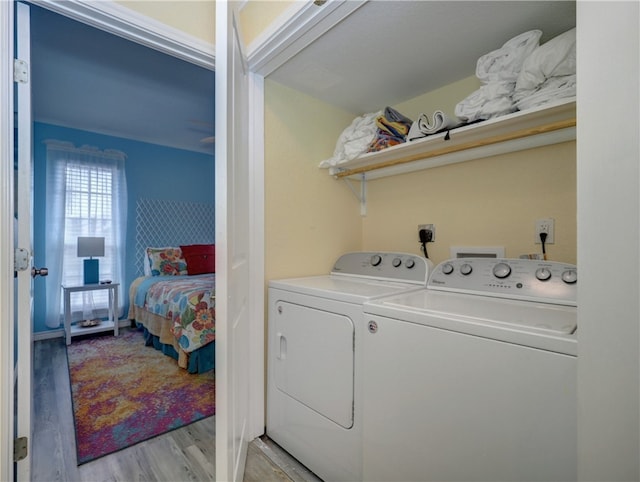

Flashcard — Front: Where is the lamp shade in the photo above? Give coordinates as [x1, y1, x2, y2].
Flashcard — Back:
[77, 237, 105, 258]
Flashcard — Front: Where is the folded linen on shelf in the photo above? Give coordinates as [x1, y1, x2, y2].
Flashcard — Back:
[319, 110, 382, 168]
[455, 29, 543, 122]
[367, 106, 413, 153]
[368, 132, 405, 152]
[513, 28, 576, 110]
[407, 110, 462, 141]
[515, 76, 576, 111]
[476, 29, 542, 83]
[455, 81, 517, 122]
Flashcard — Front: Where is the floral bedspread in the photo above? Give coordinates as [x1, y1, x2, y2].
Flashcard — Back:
[134, 274, 215, 353]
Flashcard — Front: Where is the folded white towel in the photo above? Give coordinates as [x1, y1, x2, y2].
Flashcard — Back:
[407, 111, 462, 140]
[319, 110, 382, 168]
[455, 81, 517, 122]
[455, 30, 542, 122]
[476, 30, 542, 83]
[515, 75, 576, 111]
[515, 28, 576, 100]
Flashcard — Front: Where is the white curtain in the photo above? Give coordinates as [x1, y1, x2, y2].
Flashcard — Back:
[44, 141, 127, 328]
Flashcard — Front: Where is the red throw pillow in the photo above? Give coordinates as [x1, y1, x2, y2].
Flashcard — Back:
[180, 244, 215, 275]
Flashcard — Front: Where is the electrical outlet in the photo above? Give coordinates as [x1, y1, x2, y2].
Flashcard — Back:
[535, 218, 555, 244]
[418, 224, 435, 242]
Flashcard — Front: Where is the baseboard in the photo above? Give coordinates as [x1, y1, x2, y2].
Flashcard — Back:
[33, 329, 65, 341]
[33, 319, 133, 341]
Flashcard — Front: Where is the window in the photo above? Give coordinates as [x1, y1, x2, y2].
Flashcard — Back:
[44, 141, 127, 328]
[64, 164, 114, 284]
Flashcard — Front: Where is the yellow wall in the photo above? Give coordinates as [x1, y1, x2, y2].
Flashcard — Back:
[264, 80, 362, 281]
[362, 142, 576, 264]
[240, 1, 296, 47]
[115, 1, 295, 48]
[394, 75, 481, 121]
[115, 1, 215, 44]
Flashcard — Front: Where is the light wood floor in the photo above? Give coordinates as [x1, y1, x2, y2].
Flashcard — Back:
[31, 331, 320, 482]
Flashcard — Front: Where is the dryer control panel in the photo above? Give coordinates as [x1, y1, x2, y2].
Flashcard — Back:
[429, 258, 577, 305]
[331, 252, 432, 285]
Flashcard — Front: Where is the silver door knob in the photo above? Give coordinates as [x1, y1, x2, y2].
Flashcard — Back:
[31, 267, 48, 278]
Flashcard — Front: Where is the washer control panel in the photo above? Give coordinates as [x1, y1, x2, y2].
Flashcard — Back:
[331, 252, 432, 285]
[429, 258, 577, 305]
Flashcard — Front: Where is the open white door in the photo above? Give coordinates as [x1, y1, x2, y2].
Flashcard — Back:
[15, 3, 38, 480]
[216, 1, 265, 481]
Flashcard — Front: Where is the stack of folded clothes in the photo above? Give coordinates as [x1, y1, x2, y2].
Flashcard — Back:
[455, 30, 542, 122]
[455, 28, 576, 122]
[319, 110, 382, 169]
[366, 107, 413, 152]
[319, 106, 414, 169]
[512, 28, 576, 110]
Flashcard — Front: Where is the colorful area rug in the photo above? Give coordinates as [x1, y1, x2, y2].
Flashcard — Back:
[66, 329, 215, 464]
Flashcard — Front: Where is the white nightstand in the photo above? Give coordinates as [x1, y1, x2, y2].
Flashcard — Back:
[62, 283, 119, 345]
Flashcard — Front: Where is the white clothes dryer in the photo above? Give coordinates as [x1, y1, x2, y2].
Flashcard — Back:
[267, 252, 432, 482]
[362, 257, 578, 482]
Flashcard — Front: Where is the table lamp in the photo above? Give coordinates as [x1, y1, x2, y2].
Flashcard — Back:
[77, 236, 104, 285]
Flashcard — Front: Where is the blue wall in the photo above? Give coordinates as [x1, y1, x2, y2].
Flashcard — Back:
[33, 122, 215, 334]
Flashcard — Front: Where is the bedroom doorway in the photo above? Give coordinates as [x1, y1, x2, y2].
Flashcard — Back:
[6, 2, 265, 480]
[25, 3, 216, 479]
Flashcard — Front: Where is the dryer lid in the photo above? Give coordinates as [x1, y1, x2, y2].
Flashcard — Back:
[270, 275, 425, 304]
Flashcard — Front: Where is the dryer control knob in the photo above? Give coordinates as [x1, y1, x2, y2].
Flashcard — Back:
[392, 257, 402, 268]
[460, 263, 473, 275]
[561, 269, 578, 284]
[493, 262, 511, 279]
[442, 263, 454, 275]
[535, 268, 552, 281]
[370, 255, 382, 267]
[405, 258, 416, 269]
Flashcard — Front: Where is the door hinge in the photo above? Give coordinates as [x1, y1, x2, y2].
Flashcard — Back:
[14, 248, 30, 272]
[14, 437, 27, 462]
[14, 59, 28, 84]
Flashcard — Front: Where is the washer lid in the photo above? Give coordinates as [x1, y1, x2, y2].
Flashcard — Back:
[270, 274, 424, 304]
[365, 289, 577, 355]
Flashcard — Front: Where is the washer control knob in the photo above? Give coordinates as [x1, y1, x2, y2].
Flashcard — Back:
[441, 263, 454, 275]
[392, 257, 402, 268]
[561, 269, 578, 284]
[405, 258, 416, 269]
[370, 255, 382, 267]
[535, 267, 552, 281]
[460, 263, 473, 275]
[493, 262, 511, 279]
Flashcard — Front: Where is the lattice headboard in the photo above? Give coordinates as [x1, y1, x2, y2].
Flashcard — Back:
[135, 198, 215, 276]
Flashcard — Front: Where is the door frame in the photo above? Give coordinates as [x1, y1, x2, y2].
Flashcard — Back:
[15, 3, 35, 479]
[0, 1, 16, 480]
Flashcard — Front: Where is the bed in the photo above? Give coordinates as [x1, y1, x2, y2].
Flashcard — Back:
[127, 245, 216, 373]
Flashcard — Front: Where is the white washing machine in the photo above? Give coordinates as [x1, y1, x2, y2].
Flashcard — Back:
[362, 257, 578, 482]
[267, 252, 432, 482]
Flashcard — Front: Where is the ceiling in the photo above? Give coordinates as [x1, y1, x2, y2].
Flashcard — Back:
[28, 2, 576, 153]
[30, 5, 215, 155]
[268, 1, 577, 114]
